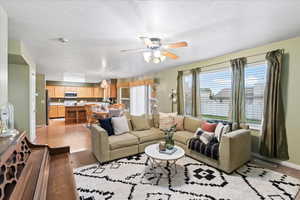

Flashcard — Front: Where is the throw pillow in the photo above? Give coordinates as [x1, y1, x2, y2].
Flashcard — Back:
[202, 122, 217, 132]
[159, 112, 176, 130]
[200, 132, 215, 145]
[222, 124, 230, 135]
[174, 115, 184, 131]
[214, 123, 225, 142]
[111, 116, 129, 135]
[194, 127, 204, 139]
[130, 115, 150, 131]
[98, 118, 114, 136]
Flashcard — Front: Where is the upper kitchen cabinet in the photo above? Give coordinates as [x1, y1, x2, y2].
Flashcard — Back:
[55, 86, 65, 98]
[46, 86, 55, 98]
[64, 86, 78, 93]
[78, 87, 94, 98]
[93, 87, 104, 98]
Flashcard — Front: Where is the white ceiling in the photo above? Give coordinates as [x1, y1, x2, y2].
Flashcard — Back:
[1, 0, 300, 82]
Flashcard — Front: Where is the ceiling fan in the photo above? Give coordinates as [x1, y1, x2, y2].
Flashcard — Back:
[120, 37, 188, 64]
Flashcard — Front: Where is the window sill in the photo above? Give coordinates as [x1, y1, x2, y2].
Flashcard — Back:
[247, 123, 262, 132]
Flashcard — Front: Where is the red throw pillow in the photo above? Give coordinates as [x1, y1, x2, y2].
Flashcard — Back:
[202, 122, 217, 132]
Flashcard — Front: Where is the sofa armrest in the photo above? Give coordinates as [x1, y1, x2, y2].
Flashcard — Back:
[219, 129, 251, 173]
[91, 124, 110, 163]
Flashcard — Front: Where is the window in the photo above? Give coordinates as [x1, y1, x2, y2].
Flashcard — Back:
[244, 62, 267, 129]
[148, 85, 157, 115]
[199, 68, 232, 120]
[130, 85, 150, 115]
[119, 87, 130, 111]
[183, 73, 193, 115]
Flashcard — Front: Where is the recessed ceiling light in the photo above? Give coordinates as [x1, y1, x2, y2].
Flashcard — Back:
[58, 37, 69, 43]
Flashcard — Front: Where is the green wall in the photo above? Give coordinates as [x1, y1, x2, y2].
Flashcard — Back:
[0, 6, 8, 105]
[36, 74, 46, 126]
[8, 64, 30, 133]
[119, 36, 300, 166]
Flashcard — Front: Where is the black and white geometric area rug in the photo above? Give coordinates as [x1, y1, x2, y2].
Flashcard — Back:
[74, 154, 300, 200]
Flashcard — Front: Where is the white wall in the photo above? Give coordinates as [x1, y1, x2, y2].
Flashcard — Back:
[0, 6, 8, 105]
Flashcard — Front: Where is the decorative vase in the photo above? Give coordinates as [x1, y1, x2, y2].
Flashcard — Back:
[165, 136, 174, 150]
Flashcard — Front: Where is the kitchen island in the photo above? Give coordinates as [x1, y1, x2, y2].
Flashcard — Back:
[65, 106, 87, 124]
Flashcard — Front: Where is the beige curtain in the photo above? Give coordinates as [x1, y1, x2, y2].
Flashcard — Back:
[177, 71, 184, 115]
[260, 49, 289, 160]
[230, 57, 246, 129]
[191, 69, 200, 117]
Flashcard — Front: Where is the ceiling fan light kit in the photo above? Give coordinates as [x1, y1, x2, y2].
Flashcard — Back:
[121, 37, 188, 64]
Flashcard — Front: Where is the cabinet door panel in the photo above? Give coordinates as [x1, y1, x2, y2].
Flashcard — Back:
[47, 86, 55, 98]
[78, 87, 87, 97]
[57, 105, 65, 117]
[55, 86, 65, 98]
[49, 105, 58, 118]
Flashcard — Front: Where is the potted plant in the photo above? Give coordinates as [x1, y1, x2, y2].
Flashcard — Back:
[163, 124, 177, 150]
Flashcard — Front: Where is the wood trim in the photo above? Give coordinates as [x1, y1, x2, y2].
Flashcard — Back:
[116, 82, 129, 88]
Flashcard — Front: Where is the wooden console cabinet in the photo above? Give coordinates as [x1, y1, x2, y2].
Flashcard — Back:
[0, 132, 77, 199]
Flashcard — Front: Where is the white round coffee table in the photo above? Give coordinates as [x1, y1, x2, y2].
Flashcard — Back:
[145, 143, 185, 177]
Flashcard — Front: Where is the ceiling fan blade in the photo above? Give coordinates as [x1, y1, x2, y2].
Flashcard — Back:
[164, 41, 188, 49]
[139, 36, 152, 46]
[120, 48, 148, 53]
[162, 51, 179, 59]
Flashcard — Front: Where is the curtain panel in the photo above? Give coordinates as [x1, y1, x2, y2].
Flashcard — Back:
[191, 68, 200, 117]
[230, 57, 247, 129]
[177, 71, 184, 115]
[260, 49, 289, 160]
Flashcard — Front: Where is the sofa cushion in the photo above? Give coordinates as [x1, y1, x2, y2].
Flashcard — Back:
[108, 133, 139, 150]
[130, 128, 164, 143]
[183, 117, 203, 132]
[159, 112, 176, 130]
[173, 131, 194, 145]
[188, 137, 220, 160]
[98, 118, 114, 136]
[111, 116, 129, 135]
[131, 115, 151, 131]
[174, 115, 184, 131]
[202, 122, 217, 132]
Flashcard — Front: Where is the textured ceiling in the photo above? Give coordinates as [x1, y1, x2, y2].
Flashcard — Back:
[1, 0, 300, 82]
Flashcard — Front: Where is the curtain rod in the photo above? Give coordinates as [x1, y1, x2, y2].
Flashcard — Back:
[179, 49, 284, 72]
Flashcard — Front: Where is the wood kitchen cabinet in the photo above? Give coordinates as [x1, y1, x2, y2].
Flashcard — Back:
[78, 87, 94, 98]
[49, 105, 58, 118]
[55, 86, 65, 98]
[47, 86, 56, 98]
[49, 105, 65, 118]
[57, 105, 65, 117]
[64, 86, 78, 93]
[93, 87, 104, 98]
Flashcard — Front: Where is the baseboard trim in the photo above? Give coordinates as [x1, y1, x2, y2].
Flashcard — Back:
[252, 153, 300, 170]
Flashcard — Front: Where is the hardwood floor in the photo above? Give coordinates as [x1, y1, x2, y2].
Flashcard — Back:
[35, 119, 300, 199]
[36, 119, 91, 153]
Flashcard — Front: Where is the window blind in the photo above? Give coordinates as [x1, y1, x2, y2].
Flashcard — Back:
[199, 68, 232, 120]
[244, 63, 267, 126]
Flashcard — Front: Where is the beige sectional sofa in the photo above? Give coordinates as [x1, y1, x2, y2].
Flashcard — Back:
[91, 116, 251, 173]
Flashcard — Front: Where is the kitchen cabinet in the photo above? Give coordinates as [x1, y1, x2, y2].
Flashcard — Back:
[64, 86, 78, 93]
[78, 87, 94, 98]
[57, 105, 65, 117]
[55, 86, 65, 98]
[49, 105, 65, 118]
[47, 86, 56, 98]
[93, 87, 104, 98]
[49, 105, 58, 118]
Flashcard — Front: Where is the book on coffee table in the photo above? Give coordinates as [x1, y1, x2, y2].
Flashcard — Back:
[159, 148, 177, 155]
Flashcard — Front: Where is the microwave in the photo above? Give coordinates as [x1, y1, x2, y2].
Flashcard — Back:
[64, 92, 77, 98]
